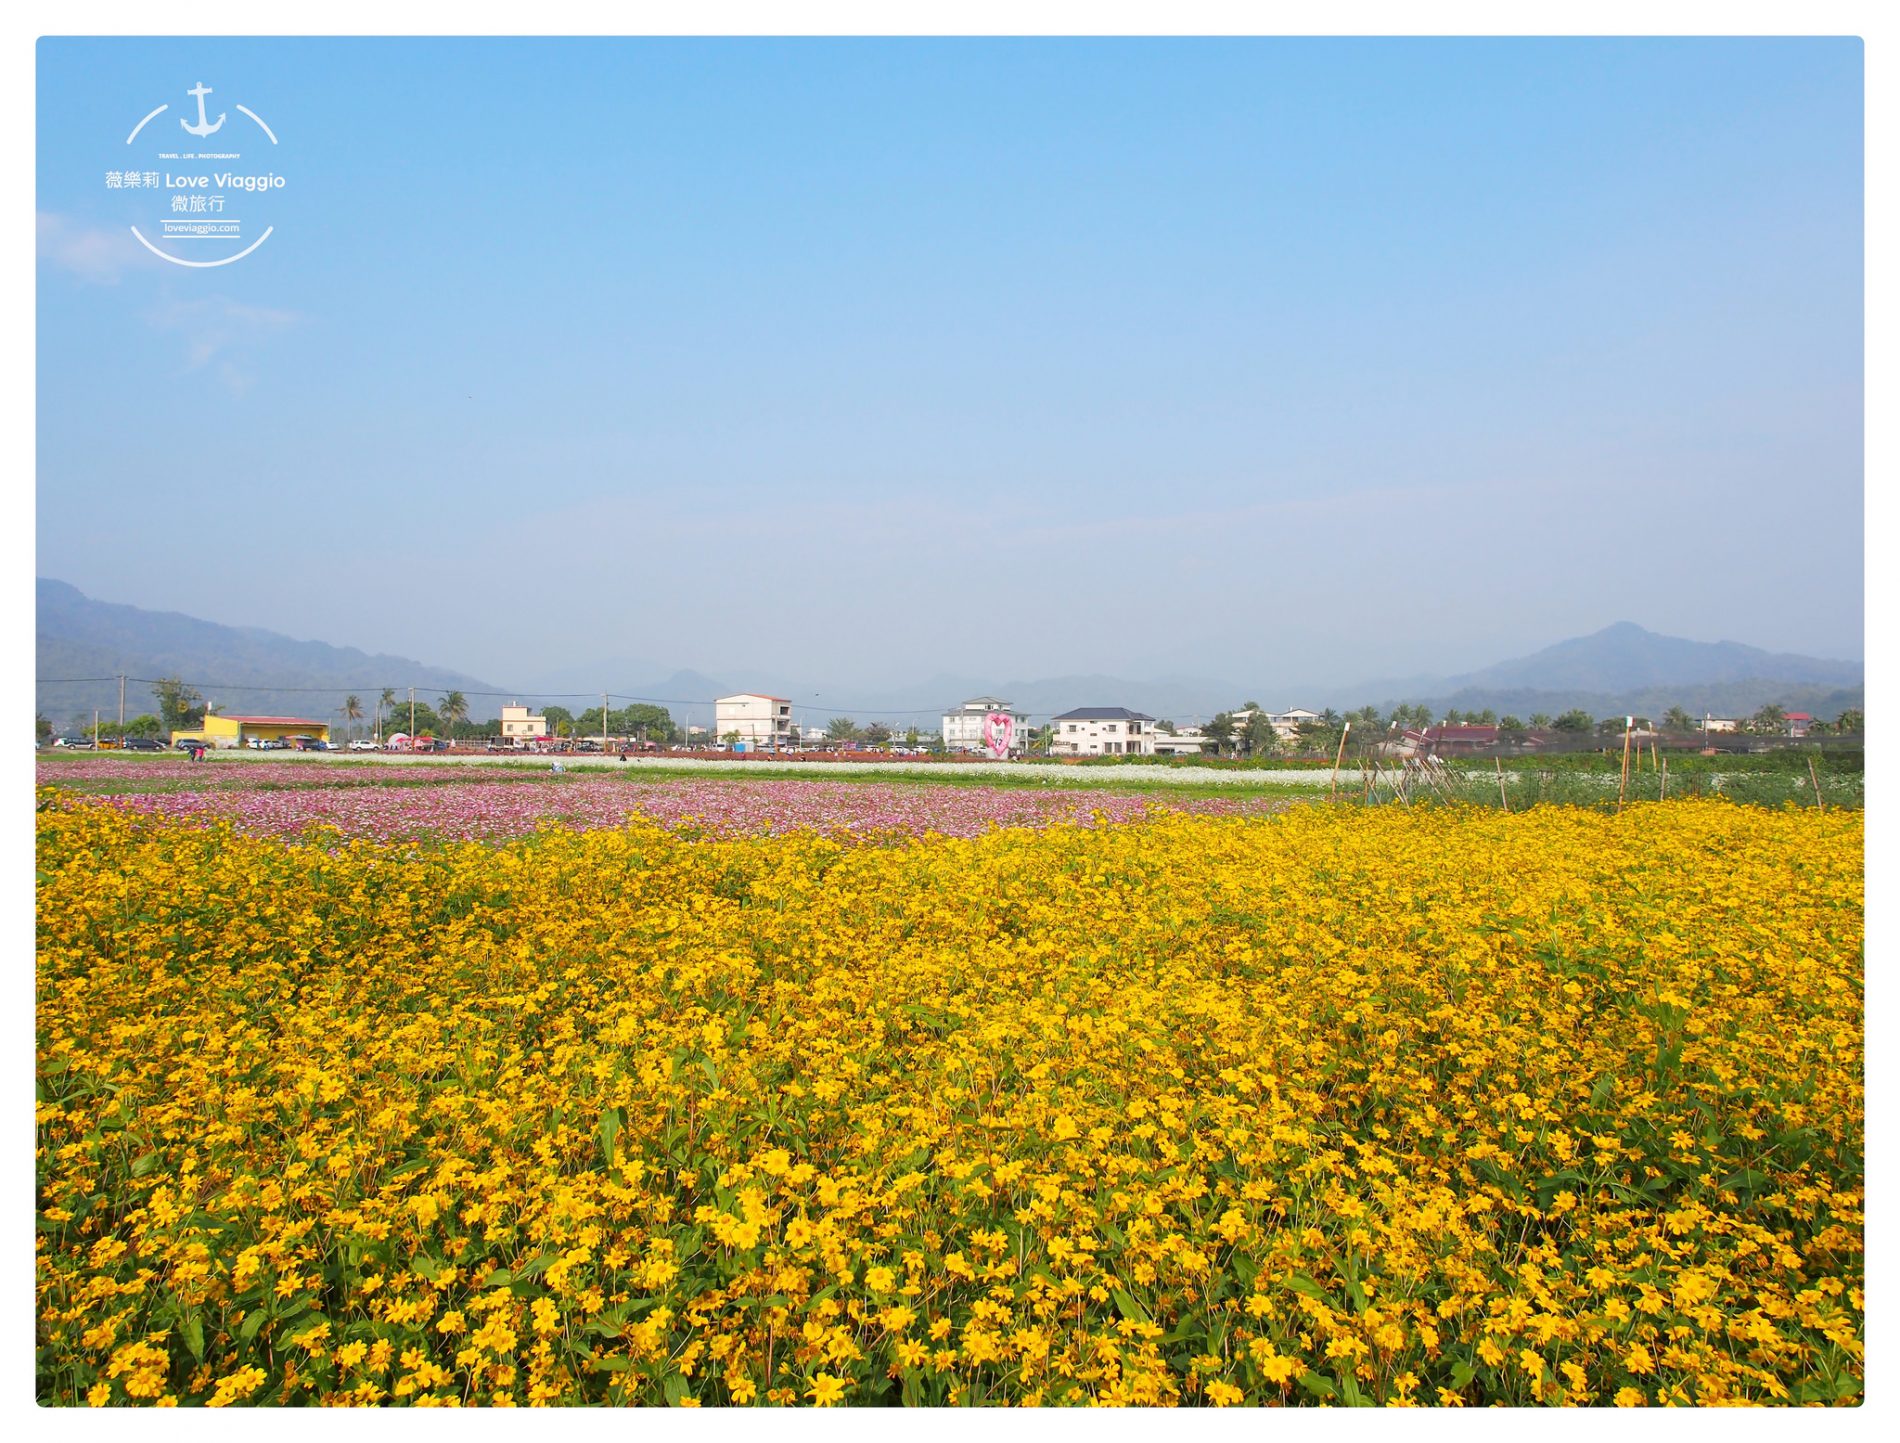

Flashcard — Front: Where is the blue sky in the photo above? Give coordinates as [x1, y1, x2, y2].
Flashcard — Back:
[37, 37, 1863, 693]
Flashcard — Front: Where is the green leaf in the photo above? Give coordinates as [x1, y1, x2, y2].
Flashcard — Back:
[180, 1314, 205, 1363]
[1111, 1289, 1150, 1325]
[1296, 1370, 1337, 1400]
[1281, 1272, 1331, 1304]
[599, 1106, 626, 1171]
[239, 1310, 268, 1342]
[663, 1372, 689, 1405]
[1450, 1360, 1476, 1390]
[129, 1152, 161, 1178]
[1337, 1370, 1372, 1407]
[484, 1269, 514, 1289]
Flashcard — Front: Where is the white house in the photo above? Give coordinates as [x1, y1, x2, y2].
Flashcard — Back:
[499, 704, 549, 744]
[941, 696, 1030, 754]
[1051, 707, 1156, 756]
[1152, 726, 1212, 757]
[714, 693, 795, 751]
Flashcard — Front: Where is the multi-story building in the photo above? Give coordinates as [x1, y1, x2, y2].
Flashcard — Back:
[941, 696, 1030, 754]
[1050, 707, 1156, 756]
[499, 704, 549, 743]
[714, 693, 795, 751]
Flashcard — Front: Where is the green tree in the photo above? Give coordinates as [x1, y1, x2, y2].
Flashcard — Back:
[1748, 703, 1788, 735]
[825, 716, 861, 743]
[1498, 715, 1527, 742]
[1552, 709, 1594, 733]
[1661, 706, 1695, 734]
[904, 727, 920, 747]
[35, 713, 52, 741]
[864, 722, 893, 746]
[376, 687, 397, 742]
[392, 702, 443, 737]
[152, 677, 206, 734]
[1835, 708, 1863, 733]
[1204, 712, 1238, 756]
[1529, 712, 1552, 729]
[1243, 712, 1280, 758]
[439, 691, 470, 731]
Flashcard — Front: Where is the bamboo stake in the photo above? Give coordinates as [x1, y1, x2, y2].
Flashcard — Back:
[1496, 757, 1509, 812]
[1618, 717, 1633, 811]
[1660, 756, 1667, 801]
[1808, 755, 1825, 811]
[1330, 722, 1351, 803]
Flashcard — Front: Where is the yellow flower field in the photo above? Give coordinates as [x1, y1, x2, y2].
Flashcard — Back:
[35, 791, 1863, 1406]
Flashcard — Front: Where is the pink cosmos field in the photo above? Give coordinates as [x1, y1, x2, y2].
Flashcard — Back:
[37, 758, 1283, 842]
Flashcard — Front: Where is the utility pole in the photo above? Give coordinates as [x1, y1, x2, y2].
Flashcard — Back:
[602, 693, 610, 755]
[117, 674, 126, 733]
[409, 688, 416, 742]
[93, 709, 101, 748]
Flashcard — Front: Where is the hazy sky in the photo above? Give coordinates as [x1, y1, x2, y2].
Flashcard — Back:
[37, 37, 1863, 692]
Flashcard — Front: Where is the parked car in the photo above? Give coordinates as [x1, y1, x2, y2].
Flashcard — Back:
[347, 739, 380, 752]
[290, 737, 329, 751]
[123, 737, 164, 752]
[574, 740, 602, 753]
[53, 735, 94, 749]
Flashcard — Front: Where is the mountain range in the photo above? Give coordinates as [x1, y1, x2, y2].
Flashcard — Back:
[35, 579, 501, 725]
[36, 579, 1862, 730]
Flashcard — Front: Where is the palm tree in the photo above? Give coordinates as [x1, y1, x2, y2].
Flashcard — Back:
[341, 694, 363, 739]
[1661, 706, 1695, 735]
[377, 687, 397, 743]
[439, 691, 470, 737]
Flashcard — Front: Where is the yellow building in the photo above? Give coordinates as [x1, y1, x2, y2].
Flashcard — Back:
[170, 714, 332, 749]
[500, 704, 549, 742]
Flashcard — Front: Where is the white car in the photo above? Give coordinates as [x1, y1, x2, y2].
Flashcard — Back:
[347, 739, 380, 752]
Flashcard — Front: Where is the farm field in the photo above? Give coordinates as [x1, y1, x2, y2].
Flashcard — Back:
[34, 757, 1302, 841]
[35, 788, 1862, 1407]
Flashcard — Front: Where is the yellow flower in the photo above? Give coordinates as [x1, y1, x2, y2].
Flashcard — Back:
[807, 1373, 848, 1407]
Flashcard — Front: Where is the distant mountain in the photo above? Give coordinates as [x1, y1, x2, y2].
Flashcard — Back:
[1444, 621, 1860, 692]
[1356, 622, 1862, 720]
[514, 662, 737, 707]
[37, 587, 1861, 736]
[36, 578, 504, 726]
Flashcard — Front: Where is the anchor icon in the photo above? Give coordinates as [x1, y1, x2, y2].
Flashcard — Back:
[180, 82, 225, 138]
